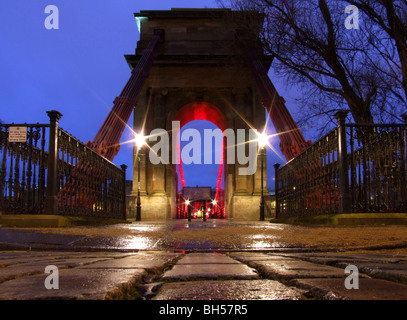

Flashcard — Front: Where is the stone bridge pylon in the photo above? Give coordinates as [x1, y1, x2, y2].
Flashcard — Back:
[88, 9, 311, 220]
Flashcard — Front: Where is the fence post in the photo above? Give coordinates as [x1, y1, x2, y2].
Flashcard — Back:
[334, 110, 352, 214]
[44, 110, 62, 215]
[402, 114, 407, 209]
[121, 164, 128, 220]
[0, 126, 7, 208]
[273, 163, 280, 219]
[402, 114, 407, 160]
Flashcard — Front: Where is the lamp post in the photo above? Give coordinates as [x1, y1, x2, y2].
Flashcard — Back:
[258, 132, 267, 221]
[135, 132, 146, 221]
[212, 199, 217, 218]
[185, 200, 191, 222]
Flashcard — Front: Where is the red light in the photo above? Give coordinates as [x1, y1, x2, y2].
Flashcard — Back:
[174, 102, 227, 219]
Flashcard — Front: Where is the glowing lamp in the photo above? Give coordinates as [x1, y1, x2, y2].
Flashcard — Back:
[257, 131, 268, 148]
[135, 133, 146, 148]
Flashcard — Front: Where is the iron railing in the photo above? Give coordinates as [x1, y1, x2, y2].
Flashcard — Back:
[274, 126, 340, 217]
[0, 125, 49, 214]
[274, 111, 407, 218]
[348, 123, 406, 213]
[0, 111, 127, 219]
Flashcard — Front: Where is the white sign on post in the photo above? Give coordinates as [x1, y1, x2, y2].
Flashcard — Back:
[8, 127, 28, 143]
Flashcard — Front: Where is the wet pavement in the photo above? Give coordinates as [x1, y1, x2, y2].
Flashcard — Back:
[2, 219, 407, 252]
[1, 219, 407, 301]
[0, 220, 293, 251]
[1, 250, 407, 300]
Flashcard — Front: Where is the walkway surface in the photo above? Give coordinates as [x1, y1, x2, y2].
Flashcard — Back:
[1, 220, 407, 301]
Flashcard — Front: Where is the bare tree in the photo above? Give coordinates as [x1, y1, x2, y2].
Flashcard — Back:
[220, 0, 405, 133]
[346, 0, 407, 103]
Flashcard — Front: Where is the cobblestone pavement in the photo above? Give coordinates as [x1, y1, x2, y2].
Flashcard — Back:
[1, 220, 407, 301]
[1, 250, 407, 300]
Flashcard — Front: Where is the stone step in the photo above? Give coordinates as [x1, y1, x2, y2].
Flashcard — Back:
[152, 280, 307, 300]
[161, 253, 259, 281]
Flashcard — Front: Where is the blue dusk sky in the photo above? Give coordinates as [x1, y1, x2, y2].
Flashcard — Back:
[0, 1, 299, 192]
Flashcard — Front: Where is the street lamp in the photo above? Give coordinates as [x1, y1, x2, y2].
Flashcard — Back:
[135, 132, 146, 221]
[211, 199, 217, 217]
[257, 131, 267, 221]
[185, 200, 191, 222]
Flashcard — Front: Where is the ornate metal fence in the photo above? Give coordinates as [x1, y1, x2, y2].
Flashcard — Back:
[56, 128, 127, 218]
[0, 125, 49, 214]
[0, 111, 127, 219]
[348, 124, 406, 213]
[274, 111, 407, 218]
[274, 127, 340, 217]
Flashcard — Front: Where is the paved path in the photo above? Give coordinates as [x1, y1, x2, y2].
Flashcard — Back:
[1, 250, 407, 300]
[1, 220, 407, 301]
[2, 220, 407, 252]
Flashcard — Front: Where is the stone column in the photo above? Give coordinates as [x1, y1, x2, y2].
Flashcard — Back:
[234, 93, 251, 194]
[253, 152, 263, 195]
[151, 92, 166, 195]
[133, 92, 147, 196]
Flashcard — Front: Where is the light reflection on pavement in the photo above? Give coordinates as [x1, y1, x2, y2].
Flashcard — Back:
[1, 219, 407, 253]
[0, 220, 293, 251]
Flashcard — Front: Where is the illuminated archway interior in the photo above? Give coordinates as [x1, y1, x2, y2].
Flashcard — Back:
[174, 102, 227, 219]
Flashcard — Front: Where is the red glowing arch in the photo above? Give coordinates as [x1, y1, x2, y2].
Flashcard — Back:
[173, 102, 227, 218]
[174, 102, 227, 132]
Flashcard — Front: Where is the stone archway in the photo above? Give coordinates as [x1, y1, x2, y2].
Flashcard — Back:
[174, 101, 227, 219]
